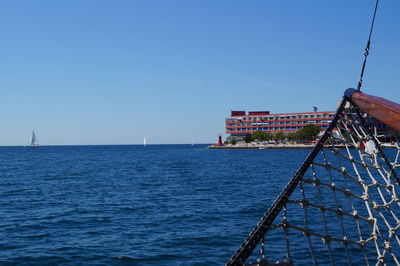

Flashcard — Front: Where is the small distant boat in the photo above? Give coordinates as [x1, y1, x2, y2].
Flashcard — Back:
[144, 136, 147, 146]
[30, 131, 39, 147]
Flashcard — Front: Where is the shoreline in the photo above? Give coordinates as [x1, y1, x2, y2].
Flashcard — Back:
[207, 143, 398, 149]
[208, 143, 319, 149]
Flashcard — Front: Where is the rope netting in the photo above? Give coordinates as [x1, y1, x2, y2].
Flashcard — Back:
[227, 92, 400, 266]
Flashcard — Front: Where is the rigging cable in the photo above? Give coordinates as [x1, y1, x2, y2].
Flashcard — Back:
[357, 0, 380, 91]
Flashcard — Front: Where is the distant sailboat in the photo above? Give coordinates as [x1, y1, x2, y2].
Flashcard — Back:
[144, 136, 147, 146]
[30, 131, 39, 147]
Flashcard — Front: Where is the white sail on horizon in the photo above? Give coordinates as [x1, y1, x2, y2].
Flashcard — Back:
[30, 131, 39, 146]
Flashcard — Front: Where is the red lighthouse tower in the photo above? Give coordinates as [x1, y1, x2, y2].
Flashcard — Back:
[216, 134, 223, 146]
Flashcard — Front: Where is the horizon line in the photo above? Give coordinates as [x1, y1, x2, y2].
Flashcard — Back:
[0, 143, 214, 147]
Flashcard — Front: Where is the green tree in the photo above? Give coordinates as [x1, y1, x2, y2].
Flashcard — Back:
[298, 125, 321, 140]
[264, 132, 273, 141]
[230, 139, 237, 145]
[287, 132, 297, 142]
[295, 130, 305, 141]
[274, 132, 285, 141]
[244, 134, 252, 143]
[252, 130, 266, 141]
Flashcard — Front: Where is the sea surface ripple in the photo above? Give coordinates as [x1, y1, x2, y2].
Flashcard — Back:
[0, 145, 307, 265]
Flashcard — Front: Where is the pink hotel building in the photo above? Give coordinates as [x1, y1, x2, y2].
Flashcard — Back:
[225, 110, 335, 141]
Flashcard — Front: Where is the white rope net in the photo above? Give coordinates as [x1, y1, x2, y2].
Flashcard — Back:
[246, 102, 400, 265]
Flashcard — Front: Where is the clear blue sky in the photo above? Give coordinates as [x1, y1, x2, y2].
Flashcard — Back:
[1, 0, 399, 145]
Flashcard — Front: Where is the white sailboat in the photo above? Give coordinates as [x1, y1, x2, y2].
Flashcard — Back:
[30, 131, 39, 147]
[144, 136, 147, 146]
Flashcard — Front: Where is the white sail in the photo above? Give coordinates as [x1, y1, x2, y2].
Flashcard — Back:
[144, 137, 147, 146]
[30, 131, 39, 146]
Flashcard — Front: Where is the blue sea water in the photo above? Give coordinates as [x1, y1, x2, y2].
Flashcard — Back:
[0, 145, 309, 265]
[3, 145, 398, 265]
